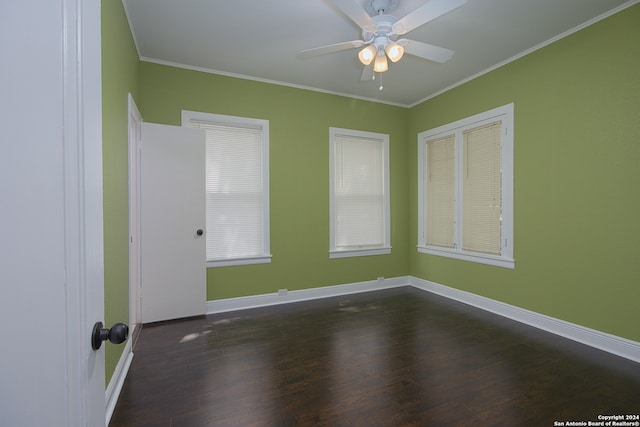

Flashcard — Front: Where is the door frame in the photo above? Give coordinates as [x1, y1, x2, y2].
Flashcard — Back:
[128, 94, 143, 345]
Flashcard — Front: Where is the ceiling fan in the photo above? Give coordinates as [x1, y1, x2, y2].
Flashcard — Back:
[299, 0, 466, 81]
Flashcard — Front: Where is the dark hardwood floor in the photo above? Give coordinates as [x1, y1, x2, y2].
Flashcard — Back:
[109, 287, 640, 426]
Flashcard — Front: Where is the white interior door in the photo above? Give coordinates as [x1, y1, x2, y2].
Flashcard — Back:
[141, 122, 206, 323]
[0, 0, 105, 425]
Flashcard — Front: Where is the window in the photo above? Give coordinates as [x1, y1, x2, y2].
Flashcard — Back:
[182, 111, 270, 267]
[417, 103, 514, 268]
[329, 127, 390, 258]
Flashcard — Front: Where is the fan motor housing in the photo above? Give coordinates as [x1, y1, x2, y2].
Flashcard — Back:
[362, 14, 400, 42]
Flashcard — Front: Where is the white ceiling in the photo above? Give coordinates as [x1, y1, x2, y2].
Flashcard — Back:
[122, 0, 634, 107]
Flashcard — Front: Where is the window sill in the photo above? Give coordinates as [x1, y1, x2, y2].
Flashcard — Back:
[417, 245, 514, 269]
[207, 255, 272, 268]
[330, 247, 391, 259]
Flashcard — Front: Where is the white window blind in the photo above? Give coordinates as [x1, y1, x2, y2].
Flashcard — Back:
[335, 136, 384, 248]
[183, 111, 270, 267]
[426, 134, 456, 249]
[463, 121, 502, 255]
[330, 128, 390, 258]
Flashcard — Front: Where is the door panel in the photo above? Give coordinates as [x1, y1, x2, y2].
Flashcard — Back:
[140, 122, 206, 323]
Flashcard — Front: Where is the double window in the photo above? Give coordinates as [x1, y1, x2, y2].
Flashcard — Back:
[182, 111, 271, 267]
[417, 104, 514, 268]
[329, 127, 391, 258]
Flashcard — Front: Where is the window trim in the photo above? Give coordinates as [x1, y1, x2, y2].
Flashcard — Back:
[182, 110, 271, 268]
[329, 127, 391, 259]
[417, 103, 514, 269]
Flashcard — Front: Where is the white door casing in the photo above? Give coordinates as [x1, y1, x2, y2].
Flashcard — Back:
[128, 94, 143, 341]
[140, 123, 207, 323]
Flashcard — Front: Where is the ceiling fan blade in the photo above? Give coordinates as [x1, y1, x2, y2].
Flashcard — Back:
[401, 39, 454, 63]
[360, 63, 374, 81]
[392, 0, 467, 35]
[298, 40, 365, 58]
[332, 0, 375, 30]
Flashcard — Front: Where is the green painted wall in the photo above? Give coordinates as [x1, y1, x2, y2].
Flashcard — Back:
[408, 4, 640, 341]
[101, 0, 140, 383]
[138, 63, 410, 300]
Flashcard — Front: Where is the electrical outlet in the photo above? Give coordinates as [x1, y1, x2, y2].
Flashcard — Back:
[278, 289, 288, 296]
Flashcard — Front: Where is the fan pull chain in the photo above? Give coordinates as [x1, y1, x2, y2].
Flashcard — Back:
[379, 72, 384, 91]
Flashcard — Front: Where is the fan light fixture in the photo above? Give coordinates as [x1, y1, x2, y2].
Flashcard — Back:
[358, 39, 404, 73]
[358, 37, 404, 72]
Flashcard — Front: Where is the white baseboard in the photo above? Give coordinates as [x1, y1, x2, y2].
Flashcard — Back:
[206, 276, 409, 314]
[409, 277, 640, 364]
[105, 339, 134, 426]
[206, 275, 640, 364]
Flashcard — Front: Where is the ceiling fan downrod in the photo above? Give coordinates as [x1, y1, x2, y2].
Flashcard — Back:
[368, 0, 398, 15]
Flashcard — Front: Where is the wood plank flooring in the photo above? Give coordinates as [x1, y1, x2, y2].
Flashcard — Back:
[109, 287, 640, 426]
